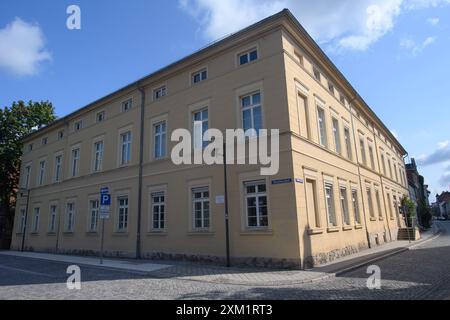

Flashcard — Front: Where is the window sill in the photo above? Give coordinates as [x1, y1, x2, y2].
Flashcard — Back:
[327, 227, 340, 233]
[354, 224, 364, 230]
[370, 217, 377, 222]
[63, 232, 74, 236]
[379, 217, 384, 221]
[86, 231, 99, 236]
[307, 228, 324, 235]
[187, 231, 215, 236]
[47, 232, 57, 236]
[29, 232, 39, 236]
[113, 232, 129, 237]
[342, 226, 353, 231]
[147, 231, 168, 236]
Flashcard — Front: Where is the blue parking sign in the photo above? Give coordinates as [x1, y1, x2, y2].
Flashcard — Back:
[101, 194, 111, 206]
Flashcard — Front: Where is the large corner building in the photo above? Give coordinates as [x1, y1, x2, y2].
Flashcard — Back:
[12, 10, 410, 269]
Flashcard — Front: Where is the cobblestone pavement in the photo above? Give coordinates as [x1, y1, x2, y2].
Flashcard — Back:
[1, 221, 449, 300]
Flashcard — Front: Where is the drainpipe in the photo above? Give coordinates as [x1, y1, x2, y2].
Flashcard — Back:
[136, 85, 146, 259]
[348, 97, 372, 249]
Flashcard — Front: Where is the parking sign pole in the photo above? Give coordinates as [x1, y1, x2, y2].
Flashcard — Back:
[100, 218, 105, 265]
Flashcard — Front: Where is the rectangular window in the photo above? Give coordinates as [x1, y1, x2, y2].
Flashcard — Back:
[313, 67, 321, 81]
[32, 208, 40, 233]
[388, 158, 393, 178]
[58, 130, 64, 140]
[359, 138, 367, 166]
[42, 137, 48, 145]
[151, 192, 165, 230]
[241, 92, 262, 135]
[193, 109, 209, 149]
[89, 200, 99, 232]
[121, 99, 132, 112]
[375, 189, 383, 219]
[49, 205, 57, 233]
[93, 141, 104, 172]
[297, 93, 310, 139]
[339, 93, 345, 104]
[305, 179, 320, 228]
[344, 127, 352, 160]
[381, 152, 387, 175]
[367, 188, 375, 218]
[192, 187, 210, 230]
[19, 208, 26, 233]
[294, 52, 304, 66]
[192, 69, 207, 84]
[387, 193, 393, 219]
[317, 107, 328, 147]
[245, 181, 268, 228]
[153, 122, 167, 159]
[332, 118, 341, 154]
[54, 155, 62, 182]
[96, 111, 105, 123]
[239, 48, 258, 65]
[74, 120, 83, 131]
[328, 82, 335, 95]
[153, 86, 167, 100]
[71, 148, 80, 177]
[394, 163, 398, 182]
[120, 131, 132, 165]
[352, 190, 361, 224]
[117, 196, 129, 231]
[325, 184, 337, 226]
[340, 187, 350, 225]
[28, 144, 33, 152]
[24, 165, 31, 188]
[368, 144, 375, 169]
[66, 202, 75, 232]
[38, 160, 45, 186]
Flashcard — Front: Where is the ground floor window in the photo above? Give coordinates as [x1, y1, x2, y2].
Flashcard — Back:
[66, 203, 75, 232]
[245, 181, 268, 228]
[151, 192, 165, 230]
[117, 196, 129, 231]
[89, 200, 99, 232]
[325, 183, 337, 227]
[192, 187, 210, 230]
[49, 205, 57, 233]
[32, 208, 40, 233]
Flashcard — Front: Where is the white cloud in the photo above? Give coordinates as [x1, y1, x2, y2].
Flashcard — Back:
[179, 0, 450, 52]
[0, 17, 51, 76]
[427, 17, 440, 25]
[400, 36, 436, 55]
[417, 140, 450, 166]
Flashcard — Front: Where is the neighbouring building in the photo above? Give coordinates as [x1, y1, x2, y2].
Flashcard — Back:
[406, 158, 431, 227]
[435, 191, 450, 218]
[11, 10, 409, 269]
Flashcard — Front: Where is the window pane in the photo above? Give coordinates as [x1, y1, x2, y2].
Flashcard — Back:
[250, 50, 258, 61]
[240, 54, 248, 65]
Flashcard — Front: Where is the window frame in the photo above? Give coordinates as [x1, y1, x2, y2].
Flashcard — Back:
[119, 131, 132, 166]
[117, 196, 129, 232]
[65, 202, 75, 233]
[340, 186, 350, 226]
[153, 121, 167, 159]
[317, 106, 328, 148]
[88, 199, 99, 232]
[191, 187, 210, 231]
[54, 153, 63, 183]
[96, 110, 106, 123]
[191, 68, 208, 85]
[332, 117, 341, 155]
[192, 107, 209, 150]
[244, 180, 269, 229]
[32, 207, 40, 233]
[238, 48, 258, 66]
[121, 99, 133, 113]
[151, 191, 166, 231]
[48, 204, 57, 233]
[92, 140, 104, 173]
[352, 189, 361, 225]
[240, 91, 263, 136]
[153, 85, 167, 101]
[324, 183, 337, 227]
[71, 147, 80, 177]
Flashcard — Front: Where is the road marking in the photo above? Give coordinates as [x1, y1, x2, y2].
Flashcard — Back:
[0, 264, 58, 278]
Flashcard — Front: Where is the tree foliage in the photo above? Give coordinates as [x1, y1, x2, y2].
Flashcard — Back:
[0, 101, 56, 212]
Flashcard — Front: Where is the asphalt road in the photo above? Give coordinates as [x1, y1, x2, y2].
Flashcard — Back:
[1, 221, 449, 300]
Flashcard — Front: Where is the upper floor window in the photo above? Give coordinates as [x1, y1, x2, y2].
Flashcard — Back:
[313, 67, 321, 82]
[120, 131, 132, 165]
[317, 107, 328, 147]
[192, 69, 207, 85]
[241, 92, 262, 135]
[339, 93, 346, 104]
[332, 118, 341, 155]
[19, 208, 26, 233]
[368, 143, 375, 170]
[23, 165, 31, 189]
[245, 181, 268, 228]
[121, 99, 133, 113]
[153, 122, 167, 159]
[344, 127, 352, 160]
[380, 152, 387, 175]
[54, 154, 63, 182]
[71, 148, 80, 177]
[239, 48, 258, 65]
[74, 120, 83, 132]
[37, 160, 45, 186]
[58, 130, 64, 140]
[93, 141, 104, 172]
[96, 111, 106, 123]
[153, 86, 167, 100]
[328, 82, 335, 95]
[42, 137, 48, 145]
[294, 52, 304, 66]
[367, 187, 375, 218]
[359, 137, 367, 166]
[193, 109, 209, 149]
[28, 144, 33, 152]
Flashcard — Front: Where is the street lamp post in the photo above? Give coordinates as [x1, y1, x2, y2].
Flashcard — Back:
[222, 142, 231, 268]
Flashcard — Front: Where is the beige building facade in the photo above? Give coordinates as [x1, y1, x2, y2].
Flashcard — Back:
[11, 10, 409, 269]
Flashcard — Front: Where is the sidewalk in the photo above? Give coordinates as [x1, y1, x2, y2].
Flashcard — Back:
[0, 224, 441, 287]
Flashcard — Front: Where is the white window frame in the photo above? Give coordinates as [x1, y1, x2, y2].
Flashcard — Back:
[244, 180, 268, 229]
[325, 183, 337, 227]
[241, 91, 263, 136]
[192, 108, 209, 150]
[340, 187, 350, 226]
[367, 187, 375, 218]
[317, 106, 328, 148]
[48, 205, 57, 233]
[121, 99, 133, 113]
[120, 131, 132, 166]
[93, 140, 104, 173]
[359, 137, 367, 166]
[352, 189, 361, 225]
[54, 153, 63, 183]
[23, 164, 31, 189]
[153, 121, 167, 159]
[117, 196, 129, 232]
[344, 127, 352, 160]
[57, 130, 64, 140]
[32, 207, 40, 233]
[153, 86, 167, 101]
[192, 187, 210, 231]
[238, 47, 258, 66]
[74, 120, 83, 132]
[151, 191, 166, 231]
[37, 160, 45, 186]
[96, 110, 106, 123]
[89, 199, 99, 232]
[18, 208, 26, 233]
[332, 118, 341, 154]
[71, 147, 80, 177]
[191, 68, 208, 85]
[66, 202, 75, 232]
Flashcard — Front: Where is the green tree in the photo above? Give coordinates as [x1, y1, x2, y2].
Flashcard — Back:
[401, 196, 416, 228]
[0, 101, 56, 215]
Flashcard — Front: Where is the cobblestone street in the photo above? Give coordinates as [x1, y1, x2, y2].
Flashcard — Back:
[1, 222, 449, 300]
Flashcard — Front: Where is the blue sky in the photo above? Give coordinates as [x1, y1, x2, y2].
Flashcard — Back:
[1, 0, 449, 198]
